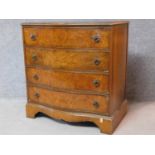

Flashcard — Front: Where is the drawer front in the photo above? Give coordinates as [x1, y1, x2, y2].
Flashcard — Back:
[28, 86, 109, 114]
[25, 48, 109, 71]
[27, 68, 109, 93]
[23, 27, 111, 48]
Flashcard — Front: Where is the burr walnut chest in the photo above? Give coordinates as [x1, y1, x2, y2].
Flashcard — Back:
[22, 21, 128, 134]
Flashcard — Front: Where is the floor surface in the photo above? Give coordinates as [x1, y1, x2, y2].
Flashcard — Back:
[0, 98, 155, 135]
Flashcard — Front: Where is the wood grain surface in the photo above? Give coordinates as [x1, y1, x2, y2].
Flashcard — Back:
[23, 27, 111, 48]
[26, 100, 127, 134]
[25, 47, 110, 71]
[23, 22, 129, 134]
[27, 67, 109, 93]
[28, 86, 109, 115]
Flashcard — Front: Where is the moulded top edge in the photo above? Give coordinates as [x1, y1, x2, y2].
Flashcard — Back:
[22, 21, 129, 26]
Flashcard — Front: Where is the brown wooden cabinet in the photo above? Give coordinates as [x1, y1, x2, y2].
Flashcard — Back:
[22, 21, 128, 134]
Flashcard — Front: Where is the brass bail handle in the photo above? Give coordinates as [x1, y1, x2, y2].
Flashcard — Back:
[32, 54, 38, 61]
[93, 101, 100, 108]
[34, 93, 40, 98]
[92, 34, 101, 43]
[30, 34, 37, 41]
[94, 59, 101, 65]
[33, 74, 39, 80]
[93, 80, 100, 87]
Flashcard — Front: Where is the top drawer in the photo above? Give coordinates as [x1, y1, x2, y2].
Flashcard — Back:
[23, 27, 111, 49]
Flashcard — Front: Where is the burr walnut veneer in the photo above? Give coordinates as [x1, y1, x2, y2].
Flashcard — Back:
[22, 21, 128, 134]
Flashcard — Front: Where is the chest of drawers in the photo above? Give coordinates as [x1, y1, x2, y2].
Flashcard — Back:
[22, 21, 128, 134]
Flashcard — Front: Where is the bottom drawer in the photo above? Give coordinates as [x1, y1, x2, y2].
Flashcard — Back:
[28, 86, 109, 115]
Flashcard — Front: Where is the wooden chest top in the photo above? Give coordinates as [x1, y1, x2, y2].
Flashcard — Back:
[22, 21, 128, 26]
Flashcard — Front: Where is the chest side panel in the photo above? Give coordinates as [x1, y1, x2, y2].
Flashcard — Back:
[109, 24, 128, 114]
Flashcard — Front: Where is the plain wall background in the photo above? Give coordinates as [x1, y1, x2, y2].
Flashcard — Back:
[0, 19, 155, 101]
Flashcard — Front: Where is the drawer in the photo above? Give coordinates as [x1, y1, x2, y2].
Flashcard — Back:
[25, 48, 109, 71]
[23, 27, 111, 49]
[28, 86, 109, 114]
[27, 68, 109, 93]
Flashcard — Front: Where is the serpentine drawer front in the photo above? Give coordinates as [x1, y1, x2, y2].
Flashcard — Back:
[25, 47, 109, 71]
[28, 86, 109, 115]
[27, 67, 109, 93]
[23, 27, 111, 48]
[23, 21, 128, 134]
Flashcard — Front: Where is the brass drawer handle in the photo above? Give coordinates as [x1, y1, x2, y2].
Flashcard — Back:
[34, 93, 40, 98]
[94, 59, 101, 65]
[33, 74, 39, 80]
[93, 101, 100, 108]
[30, 34, 37, 41]
[93, 80, 100, 87]
[32, 54, 38, 61]
[92, 35, 100, 43]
